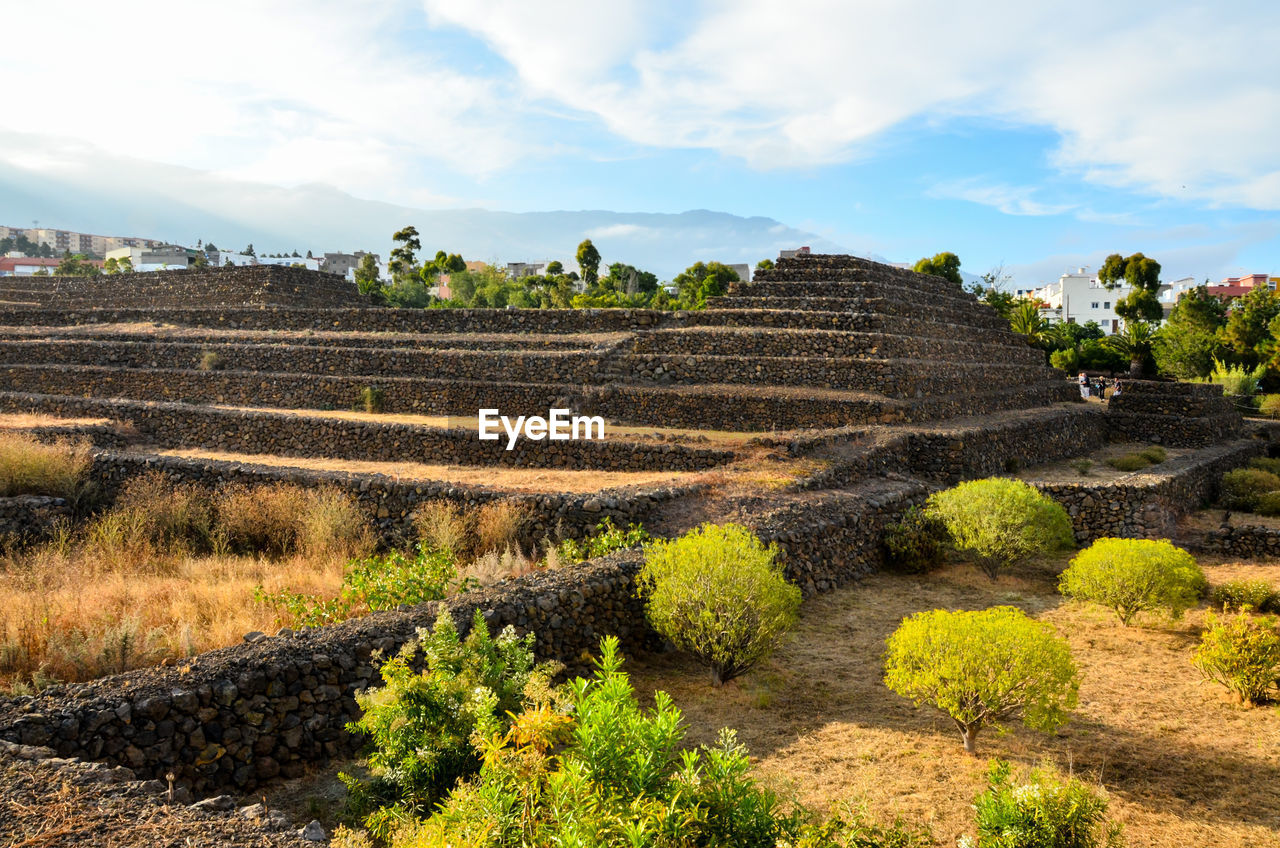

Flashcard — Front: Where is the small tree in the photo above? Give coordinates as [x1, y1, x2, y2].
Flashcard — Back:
[913, 251, 962, 285]
[575, 238, 601, 287]
[638, 523, 800, 686]
[1059, 538, 1206, 625]
[883, 606, 1079, 754]
[925, 478, 1074, 580]
[972, 760, 1123, 848]
[1192, 611, 1280, 706]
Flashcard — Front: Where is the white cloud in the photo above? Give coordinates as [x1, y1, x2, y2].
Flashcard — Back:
[584, 223, 655, 239]
[423, 0, 1280, 209]
[928, 178, 1075, 216]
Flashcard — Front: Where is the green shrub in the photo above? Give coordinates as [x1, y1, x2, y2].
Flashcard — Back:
[925, 478, 1075, 580]
[1059, 538, 1207, 625]
[1249, 456, 1280, 475]
[392, 636, 855, 848]
[1206, 358, 1265, 398]
[1220, 467, 1280, 511]
[1070, 459, 1094, 476]
[342, 609, 552, 840]
[1258, 394, 1280, 419]
[1105, 453, 1150, 472]
[1137, 445, 1167, 464]
[256, 543, 468, 627]
[883, 606, 1079, 754]
[1256, 491, 1280, 517]
[969, 760, 1122, 848]
[1191, 611, 1280, 706]
[1210, 579, 1278, 612]
[553, 517, 649, 564]
[355, 385, 385, 414]
[1049, 348, 1079, 372]
[639, 523, 800, 686]
[882, 505, 947, 573]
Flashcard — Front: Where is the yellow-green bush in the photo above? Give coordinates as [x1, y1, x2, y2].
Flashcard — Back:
[639, 523, 800, 686]
[1258, 394, 1280, 419]
[925, 478, 1075, 580]
[1220, 467, 1280, 511]
[0, 433, 92, 498]
[1249, 456, 1280, 476]
[1211, 579, 1278, 613]
[883, 606, 1078, 754]
[1192, 611, 1280, 706]
[1059, 538, 1206, 625]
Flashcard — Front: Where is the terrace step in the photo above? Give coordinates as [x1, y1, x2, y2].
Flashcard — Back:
[705, 295, 1008, 330]
[0, 392, 734, 472]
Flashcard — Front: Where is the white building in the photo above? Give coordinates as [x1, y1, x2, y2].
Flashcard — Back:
[206, 250, 256, 267]
[1030, 267, 1169, 334]
[257, 255, 320, 271]
[104, 245, 195, 272]
[507, 261, 551, 279]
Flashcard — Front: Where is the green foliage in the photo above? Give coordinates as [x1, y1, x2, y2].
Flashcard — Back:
[882, 506, 948, 574]
[1210, 579, 1278, 613]
[1008, 299, 1047, 343]
[354, 253, 383, 300]
[552, 517, 650, 564]
[54, 252, 100, 277]
[1138, 445, 1167, 464]
[256, 544, 467, 627]
[883, 607, 1079, 754]
[1099, 252, 1162, 322]
[1105, 321, 1155, 376]
[596, 261, 658, 296]
[391, 636, 869, 848]
[355, 386, 385, 414]
[672, 260, 741, 308]
[1222, 287, 1280, 369]
[1219, 467, 1280, 511]
[925, 478, 1075, 580]
[0, 234, 55, 257]
[1105, 454, 1150, 472]
[1050, 347, 1079, 372]
[1077, 339, 1128, 373]
[1205, 358, 1266, 397]
[639, 523, 800, 686]
[969, 760, 1122, 848]
[1258, 394, 1280, 419]
[1250, 456, 1280, 475]
[575, 238, 601, 287]
[1070, 459, 1094, 476]
[1192, 611, 1280, 706]
[1058, 538, 1206, 625]
[389, 226, 421, 281]
[343, 609, 548, 839]
[912, 251, 962, 286]
[1153, 286, 1227, 379]
[755, 258, 775, 271]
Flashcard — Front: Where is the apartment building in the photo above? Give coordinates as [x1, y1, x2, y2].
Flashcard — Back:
[1031, 267, 1170, 333]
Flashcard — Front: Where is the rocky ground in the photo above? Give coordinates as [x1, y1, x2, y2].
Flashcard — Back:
[0, 740, 327, 847]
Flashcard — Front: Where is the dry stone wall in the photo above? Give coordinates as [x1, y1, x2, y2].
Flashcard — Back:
[1107, 380, 1242, 447]
[0, 495, 71, 546]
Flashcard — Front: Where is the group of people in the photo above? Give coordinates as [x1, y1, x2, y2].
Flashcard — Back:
[1078, 372, 1121, 401]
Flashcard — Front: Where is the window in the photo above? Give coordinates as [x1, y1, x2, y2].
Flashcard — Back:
[1104, 301, 1110, 309]
[1090, 301, 1099, 309]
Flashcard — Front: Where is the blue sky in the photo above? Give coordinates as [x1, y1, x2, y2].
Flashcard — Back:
[1, 0, 1277, 286]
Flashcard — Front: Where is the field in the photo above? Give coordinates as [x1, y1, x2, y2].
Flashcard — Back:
[626, 554, 1280, 848]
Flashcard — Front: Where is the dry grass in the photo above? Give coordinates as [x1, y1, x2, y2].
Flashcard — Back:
[0, 431, 92, 498]
[628, 554, 1280, 848]
[1017, 443, 1193, 484]
[157, 449, 695, 493]
[412, 499, 529, 560]
[0, 412, 112, 429]
[0, 543, 346, 689]
[473, 500, 529, 555]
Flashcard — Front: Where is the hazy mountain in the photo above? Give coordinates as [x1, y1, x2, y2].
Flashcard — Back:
[0, 136, 852, 278]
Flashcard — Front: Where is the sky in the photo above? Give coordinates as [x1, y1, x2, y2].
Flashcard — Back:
[1, 0, 1278, 286]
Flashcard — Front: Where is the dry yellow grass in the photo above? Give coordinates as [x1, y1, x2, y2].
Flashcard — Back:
[0, 544, 346, 689]
[157, 448, 697, 493]
[0, 412, 112, 429]
[0, 432, 92, 498]
[628, 555, 1280, 848]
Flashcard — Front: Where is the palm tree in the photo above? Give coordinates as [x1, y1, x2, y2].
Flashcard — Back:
[1106, 321, 1155, 378]
[1008, 299, 1048, 343]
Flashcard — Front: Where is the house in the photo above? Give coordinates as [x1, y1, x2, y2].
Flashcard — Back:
[1163, 273, 1280, 305]
[257, 255, 320, 271]
[0, 256, 78, 276]
[1031, 267, 1169, 334]
[105, 245, 198, 272]
[507, 261, 551, 279]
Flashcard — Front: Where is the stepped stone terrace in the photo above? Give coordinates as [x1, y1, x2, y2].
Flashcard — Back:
[0, 254, 1262, 801]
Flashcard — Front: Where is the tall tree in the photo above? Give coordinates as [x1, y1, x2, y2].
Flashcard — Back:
[1106, 321, 1156, 378]
[1099, 252, 1163, 323]
[54, 252, 99, 277]
[1221, 287, 1280, 369]
[545, 260, 563, 275]
[913, 252, 962, 286]
[576, 239, 601, 287]
[672, 261, 739, 307]
[1153, 286, 1228, 379]
[388, 226, 421, 281]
